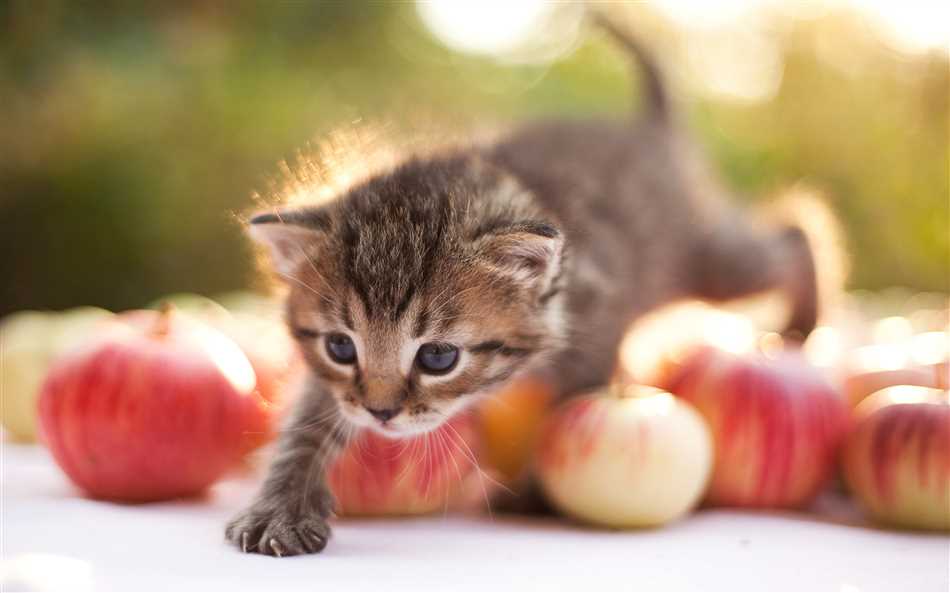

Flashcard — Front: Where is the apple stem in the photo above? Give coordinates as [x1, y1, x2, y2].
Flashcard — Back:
[152, 302, 174, 337]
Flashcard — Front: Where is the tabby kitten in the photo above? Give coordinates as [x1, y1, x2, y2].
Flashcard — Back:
[226, 20, 820, 556]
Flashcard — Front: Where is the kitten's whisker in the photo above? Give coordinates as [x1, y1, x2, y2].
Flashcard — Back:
[433, 429, 453, 519]
[441, 422, 494, 519]
[280, 405, 343, 434]
[395, 434, 420, 483]
[422, 431, 433, 501]
[435, 428, 464, 516]
[437, 415, 507, 518]
[299, 413, 346, 517]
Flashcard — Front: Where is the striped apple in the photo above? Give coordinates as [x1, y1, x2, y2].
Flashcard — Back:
[38, 307, 275, 502]
[662, 345, 850, 508]
[842, 386, 949, 530]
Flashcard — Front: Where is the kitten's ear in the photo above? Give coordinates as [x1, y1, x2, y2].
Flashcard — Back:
[476, 222, 564, 290]
[247, 211, 324, 276]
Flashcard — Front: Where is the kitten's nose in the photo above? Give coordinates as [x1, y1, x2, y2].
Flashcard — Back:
[366, 406, 401, 423]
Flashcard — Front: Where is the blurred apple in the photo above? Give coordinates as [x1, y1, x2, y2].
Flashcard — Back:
[536, 385, 712, 528]
[843, 332, 948, 408]
[620, 302, 761, 387]
[844, 362, 948, 409]
[218, 313, 300, 452]
[215, 290, 283, 323]
[478, 375, 553, 484]
[149, 294, 299, 449]
[328, 414, 482, 516]
[0, 307, 112, 441]
[842, 386, 949, 531]
[662, 345, 850, 508]
[146, 293, 231, 324]
[38, 307, 273, 501]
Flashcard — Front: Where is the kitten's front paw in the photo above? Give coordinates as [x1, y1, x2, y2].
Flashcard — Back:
[225, 506, 332, 556]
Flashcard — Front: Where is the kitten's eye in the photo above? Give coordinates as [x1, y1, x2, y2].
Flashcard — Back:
[325, 333, 357, 364]
[415, 342, 459, 375]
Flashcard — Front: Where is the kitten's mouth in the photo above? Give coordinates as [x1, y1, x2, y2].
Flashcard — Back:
[363, 415, 446, 439]
[371, 419, 443, 438]
[339, 399, 453, 438]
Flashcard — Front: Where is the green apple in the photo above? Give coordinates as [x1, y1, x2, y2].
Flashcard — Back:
[1, 307, 112, 441]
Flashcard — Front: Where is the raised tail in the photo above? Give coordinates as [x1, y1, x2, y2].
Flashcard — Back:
[590, 12, 670, 123]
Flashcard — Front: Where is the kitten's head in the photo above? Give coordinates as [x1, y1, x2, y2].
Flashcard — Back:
[249, 155, 565, 437]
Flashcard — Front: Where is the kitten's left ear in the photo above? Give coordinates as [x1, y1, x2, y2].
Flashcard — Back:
[476, 222, 564, 292]
[247, 210, 326, 276]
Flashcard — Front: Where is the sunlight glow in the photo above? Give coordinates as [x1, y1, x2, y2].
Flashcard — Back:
[199, 327, 257, 394]
[702, 310, 757, 355]
[653, 0, 949, 52]
[872, 316, 914, 345]
[804, 326, 843, 367]
[854, 343, 909, 372]
[910, 331, 949, 366]
[857, 0, 950, 53]
[416, 0, 583, 64]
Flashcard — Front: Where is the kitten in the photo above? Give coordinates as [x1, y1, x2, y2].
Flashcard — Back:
[225, 20, 820, 556]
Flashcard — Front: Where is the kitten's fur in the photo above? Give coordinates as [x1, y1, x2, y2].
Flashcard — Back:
[226, 20, 819, 556]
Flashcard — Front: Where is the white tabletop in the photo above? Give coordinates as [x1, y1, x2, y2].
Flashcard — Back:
[2, 442, 948, 592]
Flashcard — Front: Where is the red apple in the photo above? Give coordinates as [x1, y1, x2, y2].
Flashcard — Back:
[148, 295, 300, 452]
[536, 385, 712, 527]
[662, 345, 850, 508]
[215, 313, 301, 452]
[842, 386, 950, 530]
[38, 307, 273, 502]
[328, 414, 482, 516]
[844, 362, 948, 409]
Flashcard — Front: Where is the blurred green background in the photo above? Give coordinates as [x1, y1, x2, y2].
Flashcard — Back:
[1, 1, 947, 317]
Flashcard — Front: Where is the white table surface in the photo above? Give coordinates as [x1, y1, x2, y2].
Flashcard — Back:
[2, 442, 948, 592]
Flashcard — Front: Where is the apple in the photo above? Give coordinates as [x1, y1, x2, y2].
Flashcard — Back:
[842, 386, 950, 530]
[842, 334, 948, 408]
[328, 414, 482, 516]
[38, 307, 273, 502]
[536, 385, 712, 528]
[148, 295, 300, 450]
[478, 375, 554, 484]
[844, 362, 948, 409]
[1, 307, 113, 442]
[146, 293, 232, 324]
[661, 345, 850, 508]
[619, 302, 761, 387]
[215, 290, 284, 323]
[212, 313, 301, 452]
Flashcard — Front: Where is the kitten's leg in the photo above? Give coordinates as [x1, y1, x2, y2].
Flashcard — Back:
[225, 379, 348, 556]
[692, 223, 818, 340]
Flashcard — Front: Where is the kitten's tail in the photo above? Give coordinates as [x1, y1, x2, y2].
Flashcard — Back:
[692, 186, 847, 341]
[762, 186, 849, 334]
[590, 12, 670, 123]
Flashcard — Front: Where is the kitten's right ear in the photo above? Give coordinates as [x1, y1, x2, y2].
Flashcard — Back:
[247, 211, 324, 276]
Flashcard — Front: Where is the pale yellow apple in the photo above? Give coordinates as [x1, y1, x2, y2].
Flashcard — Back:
[1, 307, 112, 441]
[536, 385, 712, 528]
